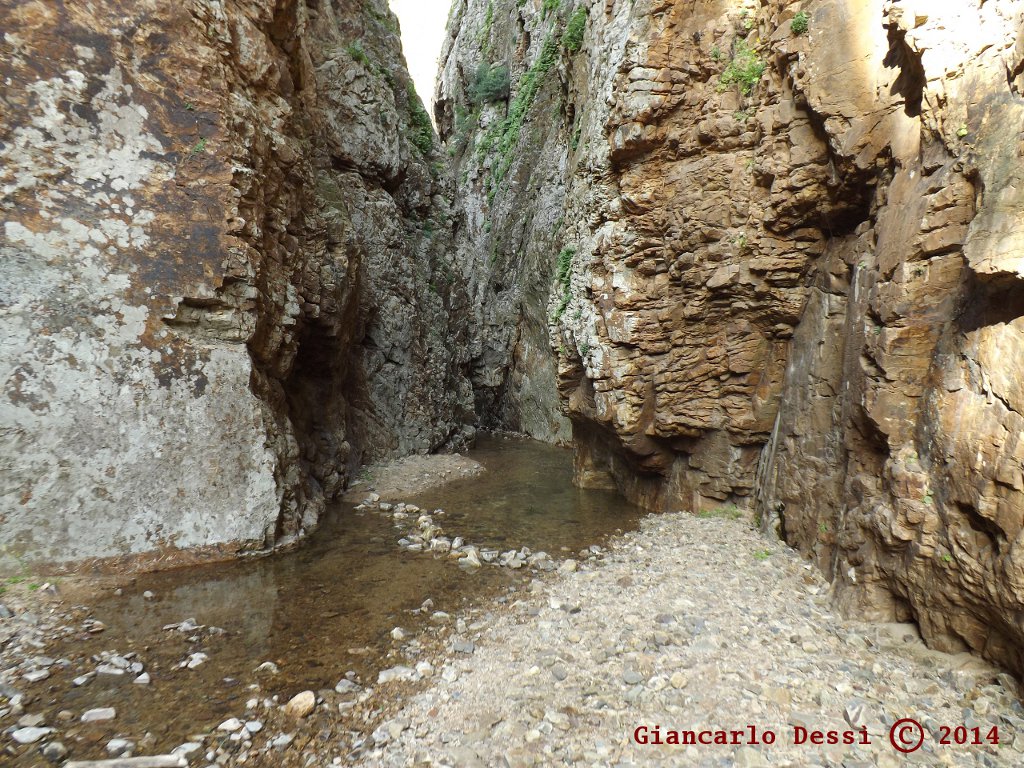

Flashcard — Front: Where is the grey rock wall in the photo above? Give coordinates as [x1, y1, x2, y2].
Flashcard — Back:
[0, 0, 474, 571]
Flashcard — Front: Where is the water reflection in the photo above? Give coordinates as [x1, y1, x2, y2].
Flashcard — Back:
[36, 435, 643, 758]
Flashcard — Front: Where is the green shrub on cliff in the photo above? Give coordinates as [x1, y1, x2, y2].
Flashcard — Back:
[346, 41, 371, 68]
[553, 246, 575, 321]
[790, 11, 809, 35]
[470, 62, 511, 104]
[562, 7, 588, 54]
[486, 31, 559, 190]
[407, 84, 434, 156]
[718, 39, 765, 96]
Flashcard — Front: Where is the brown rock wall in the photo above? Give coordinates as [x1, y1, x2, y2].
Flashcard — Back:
[506, 0, 1024, 673]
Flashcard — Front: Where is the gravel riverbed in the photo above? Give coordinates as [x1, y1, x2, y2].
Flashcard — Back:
[357, 512, 1023, 768]
[3, 508, 1023, 767]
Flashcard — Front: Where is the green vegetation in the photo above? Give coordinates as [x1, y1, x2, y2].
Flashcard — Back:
[941, 553, 953, 563]
[562, 7, 588, 54]
[470, 62, 511, 104]
[479, 31, 560, 196]
[553, 246, 575, 321]
[3, 574, 41, 591]
[819, 521, 829, 533]
[543, 0, 561, 18]
[366, 6, 399, 33]
[481, 2, 494, 47]
[697, 504, 745, 520]
[753, 549, 772, 561]
[346, 41, 371, 67]
[790, 11, 809, 36]
[406, 84, 434, 156]
[718, 39, 765, 96]
[571, 124, 582, 151]
[190, 137, 207, 155]
[956, 123, 969, 138]
[711, 45, 722, 62]
[451, 104, 481, 155]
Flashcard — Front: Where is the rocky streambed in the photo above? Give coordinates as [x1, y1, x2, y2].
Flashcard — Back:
[2, 436, 1022, 767]
[0, 436, 642, 766]
[361, 512, 1024, 768]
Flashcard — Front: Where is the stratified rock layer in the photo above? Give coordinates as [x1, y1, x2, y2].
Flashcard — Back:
[446, 0, 1024, 674]
[0, 0, 474, 569]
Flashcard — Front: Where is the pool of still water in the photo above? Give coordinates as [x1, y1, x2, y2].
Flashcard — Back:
[30, 436, 645, 758]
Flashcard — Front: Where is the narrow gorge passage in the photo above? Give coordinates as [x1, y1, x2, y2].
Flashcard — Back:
[2, 0, 1024, 766]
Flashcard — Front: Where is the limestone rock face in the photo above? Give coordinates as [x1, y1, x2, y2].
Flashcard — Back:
[447, 0, 1024, 674]
[0, 0, 474, 569]
[436, 0, 576, 443]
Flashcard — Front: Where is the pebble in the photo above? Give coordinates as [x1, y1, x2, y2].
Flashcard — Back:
[40, 741, 66, 761]
[106, 737, 134, 756]
[364, 511, 1022, 768]
[218, 718, 244, 731]
[134, 672, 151, 685]
[22, 669, 49, 683]
[335, 679, 361, 694]
[378, 666, 416, 684]
[11, 726, 53, 744]
[184, 652, 208, 669]
[283, 690, 316, 718]
[81, 707, 116, 722]
[622, 669, 643, 685]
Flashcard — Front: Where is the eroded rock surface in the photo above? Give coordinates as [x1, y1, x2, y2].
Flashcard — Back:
[0, 0, 474, 569]
[443, 0, 1024, 674]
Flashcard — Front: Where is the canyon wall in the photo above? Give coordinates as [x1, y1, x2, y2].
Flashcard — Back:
[443, 0, 1024, 674]
[0, 0, 474, 570]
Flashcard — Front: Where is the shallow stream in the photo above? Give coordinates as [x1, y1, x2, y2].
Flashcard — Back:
[15, 436, 644, 761]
